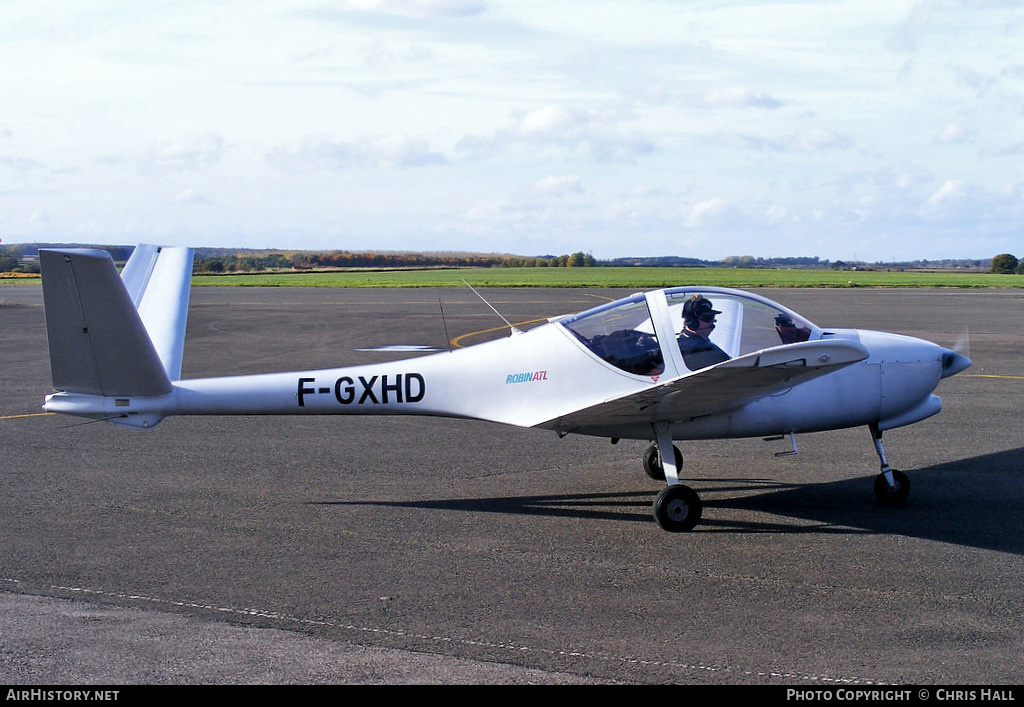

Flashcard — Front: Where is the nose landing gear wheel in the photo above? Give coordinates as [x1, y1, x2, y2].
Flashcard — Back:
[874, 469, 910, 505]
[653, 484, 702, 532]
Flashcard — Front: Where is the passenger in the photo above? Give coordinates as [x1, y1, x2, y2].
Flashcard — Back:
[775, 313, 810, 344]
[678, 295, 730, 369]
[589, 329, 664, 375]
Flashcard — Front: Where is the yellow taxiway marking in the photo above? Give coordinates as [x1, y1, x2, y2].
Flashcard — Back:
[450, 317, 552, 348]
[449, 294, 616, 348]
[0, 412, 54, 420]
[964, 374, 1024, 380]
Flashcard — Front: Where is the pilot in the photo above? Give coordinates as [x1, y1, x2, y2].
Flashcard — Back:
[678, 295, 730, 370]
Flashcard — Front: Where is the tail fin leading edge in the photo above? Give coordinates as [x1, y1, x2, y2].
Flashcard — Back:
[125, 245, 193, 382]
[40, 245, 194, 397]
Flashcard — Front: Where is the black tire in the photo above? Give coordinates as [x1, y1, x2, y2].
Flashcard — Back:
[874, 469, 910, 505]
[653, 484, 703, 532]
[642, 443, 683, 482]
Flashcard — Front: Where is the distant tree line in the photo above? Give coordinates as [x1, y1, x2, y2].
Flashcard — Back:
[0, 244, 135, 274]
[0, 244, 602, 274]
[0, 246, 39, 273]
[2, 243, 1021, 275]
[194, 249, 599, 273]
[196, 250, 500, 273]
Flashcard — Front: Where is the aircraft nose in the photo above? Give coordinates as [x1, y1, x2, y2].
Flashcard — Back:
[940, 349, 972, 379]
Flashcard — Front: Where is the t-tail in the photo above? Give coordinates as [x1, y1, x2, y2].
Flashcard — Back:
[40, 245, 193, 427]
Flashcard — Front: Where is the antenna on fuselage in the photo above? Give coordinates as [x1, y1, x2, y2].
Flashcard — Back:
[439, 298, 453, 352]
[462, 279, 522, 335]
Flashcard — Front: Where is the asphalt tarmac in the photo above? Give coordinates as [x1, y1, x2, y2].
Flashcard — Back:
[1, 283, 1022, 685]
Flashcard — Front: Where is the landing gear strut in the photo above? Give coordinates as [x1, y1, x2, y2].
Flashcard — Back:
[870, 424, 910, 505]
[648, 421, 703, 532]
[644, 423, 911, 531]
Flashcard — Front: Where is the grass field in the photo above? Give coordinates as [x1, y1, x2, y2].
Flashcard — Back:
[4, 267, 1022, 289]
[185, 267, 1024, 289]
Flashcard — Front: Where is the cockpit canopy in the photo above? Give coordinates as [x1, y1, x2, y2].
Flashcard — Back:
[558, 287, 818, 376]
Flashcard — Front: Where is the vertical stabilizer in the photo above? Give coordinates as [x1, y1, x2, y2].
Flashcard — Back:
[40, 245, 193, 396]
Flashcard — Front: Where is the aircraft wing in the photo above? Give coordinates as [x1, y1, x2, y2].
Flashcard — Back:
[535, 339, 869, 435]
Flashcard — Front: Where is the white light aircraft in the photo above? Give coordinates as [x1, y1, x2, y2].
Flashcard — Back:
[39, 245, 971, 532]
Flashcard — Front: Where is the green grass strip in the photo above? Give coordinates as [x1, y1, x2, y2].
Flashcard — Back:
[187, 267, 1024, 289]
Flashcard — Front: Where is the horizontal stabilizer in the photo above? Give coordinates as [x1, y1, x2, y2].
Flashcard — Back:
[41, 248, 173, 396]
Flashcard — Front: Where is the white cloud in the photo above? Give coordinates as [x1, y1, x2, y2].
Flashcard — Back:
[267, 136, 447, 171]
[764, 204, 789, 224]
[927, 179, 967, 208]
[932, 122, 974, 144]
[533, 174, 583, 197]
[684, 198, 727, 228]
[361, 39, 435, 67]
[142, 134, 224, 172]
[990, 141, 1024, 157]
[695, 86, 783, 110]
[174, 188, 211, 205]
[785, 129, 852, 153]
[517, 106, 578, 139]
[456, 105, 654, 163]
[0, 155, 44, 172]
[333, 0, 486, 17]
[885, 2, 937, 52]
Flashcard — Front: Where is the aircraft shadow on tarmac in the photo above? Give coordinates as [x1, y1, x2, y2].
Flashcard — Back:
[315, 447, 1023, 555]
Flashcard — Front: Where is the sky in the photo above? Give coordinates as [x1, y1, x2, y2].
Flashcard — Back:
[2, 0, 1023, 262]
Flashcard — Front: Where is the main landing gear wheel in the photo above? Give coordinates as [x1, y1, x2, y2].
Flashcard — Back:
[874, 469, 910, 505]
[653, 484, 703, 532]
[642, 443, 683, 481]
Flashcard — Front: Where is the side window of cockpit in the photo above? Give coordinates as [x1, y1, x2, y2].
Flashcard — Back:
[731, 302, 813, 353]
[562, 298, 665, 376]
[774, 313, 811, 345]
[587, 328, 663, 375]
